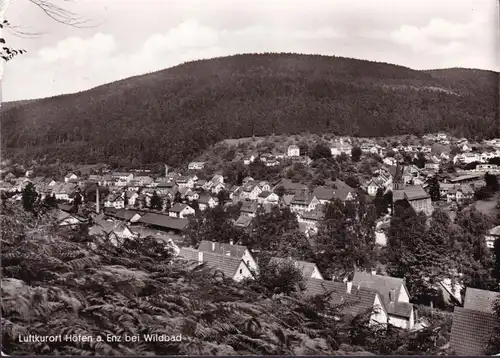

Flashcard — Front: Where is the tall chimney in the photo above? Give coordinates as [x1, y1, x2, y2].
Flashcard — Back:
[389, 288, 395, 302]
[346, 281, 352, 294]
[198, 251, 203, 263]
[96, 185, 100, 214]
[212, 241, 215, 251]
[165, 164, 169, 177]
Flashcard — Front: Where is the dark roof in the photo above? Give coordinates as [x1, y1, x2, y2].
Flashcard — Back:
[352, 272, 405, 307]
[201, 252, 250, 279]
[385, 301, 413, 318]
[270, 257, 322, 279]
[178, 247, 199, 261]
[198, 194, 214, 204]
[301, 210, 325, 221]
[464, 287, 500, 314]
[198, 240, 249, 259]
[304, 278, 382, 318]
[170, 203, 190, 213]
[449, 307, 497, 356]
[137, 213, 189, 231]
[107, 208, 142, 221]
[258, 190, 272, 198]
[240, 201, 258, 213]
[312, 186, 336, 201]
[235, 214, 253, 228]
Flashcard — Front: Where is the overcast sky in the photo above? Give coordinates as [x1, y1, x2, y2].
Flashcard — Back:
[2, 0, 499, 101]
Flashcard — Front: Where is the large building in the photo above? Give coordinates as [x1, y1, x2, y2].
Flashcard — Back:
[392, 164, 433, 216]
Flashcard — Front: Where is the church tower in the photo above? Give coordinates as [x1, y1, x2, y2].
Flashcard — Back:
[393, 162, 405, 191]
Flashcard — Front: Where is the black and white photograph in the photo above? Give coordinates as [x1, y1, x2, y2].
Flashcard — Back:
[1, 0, 499, 355]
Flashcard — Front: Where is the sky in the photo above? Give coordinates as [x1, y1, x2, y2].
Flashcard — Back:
[2, 0, 499, 101]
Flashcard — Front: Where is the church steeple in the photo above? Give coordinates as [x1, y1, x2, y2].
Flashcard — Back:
[393, 162, 404, 190]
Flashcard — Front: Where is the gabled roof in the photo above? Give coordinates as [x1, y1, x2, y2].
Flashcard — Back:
[89, 219, 133, 238]
[201, 252, 252, 280]
[178, 247, 199, 261]
[137, 213, 189, 231]
[170, 203, 191, 213]
[198, 193, 215, 204]
[270, 257, 322, 279]
[258, 190, 272, 198]
[352, 272, 405, 308]
[304, 278, 383, 318]
[449, 307, 497, 356]
[464, 287, 500, 314]
[489, 226, 500, 236]
[108, 209, 143, 221]
[301, 210, 325, 221]
[281, 194, 294, 206]
[235, 214, 254, 228]
[241, 201, 258, 213]
[198, 240, 249, 258]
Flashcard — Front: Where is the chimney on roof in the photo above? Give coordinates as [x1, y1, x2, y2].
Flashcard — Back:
[346, 281, 352, 294]
[229, 239, 233, 245]
[389, 288, 395, 302]
[165, 164, 169, 177]
[198, 251, 203, 263]
[212, 241, 215, 251]
[371, 269, 377, 275]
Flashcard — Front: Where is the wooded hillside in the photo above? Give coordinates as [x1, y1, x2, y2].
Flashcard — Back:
[1, 53, 498, 167]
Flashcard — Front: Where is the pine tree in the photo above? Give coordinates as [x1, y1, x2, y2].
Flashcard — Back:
[22, 182, 38, 213]
[428, 175, 440, 202]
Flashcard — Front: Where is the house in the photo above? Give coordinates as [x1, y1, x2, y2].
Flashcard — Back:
[104, 193, 125, 209]
[210, 182, 225, 195]
[298, 210, 324, 236]
[198, 194, 217, 211]
[55, 210, 87, 228]
[270, 257, 323, 279]
[156, 180, 178, 195]
[290, 194, 320, 213]
[240, 181, 262, 201]
[485, 226, 500, 249]
[52, 183, 78, 202]
[257, 191, 279, 205]
[303, 278, 388, 327]
[64, 173, 78, 183]
[460, 143, 472, 152]
[449, 287, 499, 356]
[134, 175, 154, 187]
[393, 164, 433, 216]
[448, 173, 484, 185]
[446, 184, 474, 203]
[175, 176, 195, 189]
[112, 172, 134, 183]
[168, 203, 195, 219]
[188, 161, 205, 171]
[198, 251, 254, 282]
[352, 271, 415, 330]
[198, 240, 258, 272]
[184, 190, 199, 202]
[240, 201, 259, 217]
[364, 178, 385, 197]
[312, 182, 356, 204]
[234, 214, 254, 229]
[287, 144, 300, 157]
[330, 139, 352, 157]
[243, 154, 256, 165]
[89, 218, 137, 246]
[383, 157, 398, 166]
[106, 208, 143, 223]
[136, 212, 189, 234]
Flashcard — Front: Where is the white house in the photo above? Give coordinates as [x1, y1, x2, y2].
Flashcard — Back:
[176, 176, 195, 189]
[104, 193, 125, 209]
[353, 271, 415, 330]
[257, 191, 280, 205]
[330, 139, 353, 157]
[197, 251, 254, 282]
[188, 162, 205, 170]
[198, 194, 217, 211]
[198, 240, 259, 272]
[270, 257, 324, 279]
[243, 154, 256, 165]
[287, 144, 300, 157]
[485, 226, 500, 249]
[64, 173, 78, 183]
[168, 203, 195, 219]
[240, 182, 262, 201]
[304, 278, 389, 327]
[290, 195, 320, 213]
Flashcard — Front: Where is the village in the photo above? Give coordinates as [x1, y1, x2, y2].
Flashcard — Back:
[1, 132, 500, 355]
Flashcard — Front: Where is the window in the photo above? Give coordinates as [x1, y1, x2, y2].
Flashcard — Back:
[239, 269, 242, 274]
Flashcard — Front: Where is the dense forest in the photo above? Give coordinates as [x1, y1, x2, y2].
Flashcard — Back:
[1, 53, 498, 167]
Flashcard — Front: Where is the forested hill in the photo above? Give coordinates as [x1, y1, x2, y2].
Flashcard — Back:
[1, 53, 498, 167]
